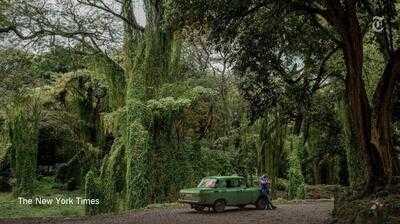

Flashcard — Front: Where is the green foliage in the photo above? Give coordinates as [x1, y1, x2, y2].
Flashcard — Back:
[362, 32, 385, 101]
[125, 121, 151, 209]
[287, 135, 305, 200]
[144, 32, 170, 89]
[336, 101, 368, 188]
[79, 143, 101, 185]
[94, 79, 226, 210]
[61, 72, 106, 145]
[37, 70, 106, 145]
[0, 0, 9, 22]
[199, 144, 235, 176]
[0, 50, 41, 107]
[146, 97, 191, 119]
[259, 112, 287, 185]
[90, 54, 126, 110]
[101, 108, 126, 137]
[100, 139, 125, 212]
[83, 0, 245, 211]
[102, 138, 126, 191]
[7, 97, 41, 197]
[84, 171, 106, 216]
[0, 48, 87, 109]
[236, 133, 259, 184]
[34, 71, 104, 189]
[275, 178, 289, 191]
[304, 126, 344, 185]
[0, 115, 10, 169]
[122, 98, 149, 208]
[298, 88, 349, 185]
[31, 46, 87, 75]
[169, 38, 184, 80]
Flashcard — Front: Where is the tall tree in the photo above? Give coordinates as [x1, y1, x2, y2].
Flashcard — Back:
[296, 0, 400, 192]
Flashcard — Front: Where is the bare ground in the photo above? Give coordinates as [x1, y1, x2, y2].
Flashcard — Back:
[0, 200, 334, 224]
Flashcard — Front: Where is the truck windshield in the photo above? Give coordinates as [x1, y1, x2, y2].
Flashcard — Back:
[197, 178, 217, 188]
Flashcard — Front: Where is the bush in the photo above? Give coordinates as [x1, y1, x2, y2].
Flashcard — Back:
[275, 178, 288, 191]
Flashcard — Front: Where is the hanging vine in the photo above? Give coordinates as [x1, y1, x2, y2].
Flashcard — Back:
[259, 112, 287, 185]
[7, 96, 41, 196]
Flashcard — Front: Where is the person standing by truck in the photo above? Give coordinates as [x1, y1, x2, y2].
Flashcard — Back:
[260, 175, 276, 210]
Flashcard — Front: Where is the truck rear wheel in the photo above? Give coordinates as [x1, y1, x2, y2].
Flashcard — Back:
[213, 200, 226, 213]
[255, 197, 266, 210]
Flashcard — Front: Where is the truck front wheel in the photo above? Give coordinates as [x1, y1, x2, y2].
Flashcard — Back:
[213, 200, 226, 213]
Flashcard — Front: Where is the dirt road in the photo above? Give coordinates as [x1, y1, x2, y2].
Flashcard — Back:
[1, 200, 333, 224]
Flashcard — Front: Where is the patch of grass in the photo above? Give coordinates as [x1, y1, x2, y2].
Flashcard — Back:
[0, 177, 85, 219]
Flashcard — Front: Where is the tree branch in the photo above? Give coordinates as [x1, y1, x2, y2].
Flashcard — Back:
[373, 49, 400, 113]
[309, 15, 341, 45]
[289, 1, 329, 18]
[6, 25, 97, 40]
[311, 46, 340, 93]
[77, 0, 145, 32]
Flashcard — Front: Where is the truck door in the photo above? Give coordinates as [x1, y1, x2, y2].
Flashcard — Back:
[224, 179, 242, 205]
[236, 179, 255, 205]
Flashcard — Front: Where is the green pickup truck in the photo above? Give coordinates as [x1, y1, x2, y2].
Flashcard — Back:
[179, 176, 266, 212]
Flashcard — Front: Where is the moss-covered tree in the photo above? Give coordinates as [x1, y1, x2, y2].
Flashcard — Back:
[8, 97, 41, 196]
[287, 135, 306, 200]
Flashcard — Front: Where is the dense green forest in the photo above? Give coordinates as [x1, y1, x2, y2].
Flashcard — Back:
[0, 0, 400, 223]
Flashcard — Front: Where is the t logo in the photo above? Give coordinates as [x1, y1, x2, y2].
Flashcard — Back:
[373, 16, 384, 33]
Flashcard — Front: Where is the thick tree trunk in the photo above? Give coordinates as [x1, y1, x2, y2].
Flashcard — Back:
[325, 1, 400, 193]
[341, 33, 377, 192]
[326, 1, 373, 191]
[371, 49, 400, 185]
[313, 161, 321, 185]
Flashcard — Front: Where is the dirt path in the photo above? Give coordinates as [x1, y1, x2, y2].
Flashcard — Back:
[1, 200, 333, 224]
